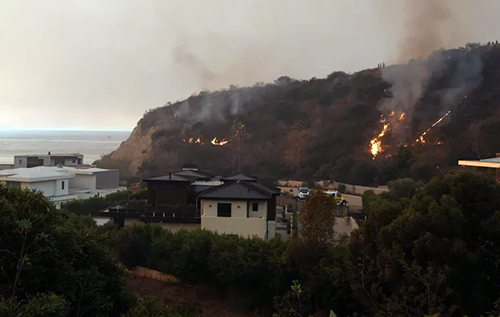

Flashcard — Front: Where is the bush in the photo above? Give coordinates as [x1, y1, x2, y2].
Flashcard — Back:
[112, 226, 291, 308]
[0, 184, 132, 315]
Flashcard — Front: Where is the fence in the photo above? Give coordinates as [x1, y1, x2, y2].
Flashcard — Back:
[277, 196, 304, 210]
[316, 180, 389, 195]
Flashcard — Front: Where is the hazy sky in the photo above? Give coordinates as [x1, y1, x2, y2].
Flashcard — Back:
[1, 0, 499, 130]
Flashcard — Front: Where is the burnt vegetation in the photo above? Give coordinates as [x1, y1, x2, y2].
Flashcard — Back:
[100, 43, 500, 186]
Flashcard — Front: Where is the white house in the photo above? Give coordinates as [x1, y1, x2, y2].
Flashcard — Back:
[198, 177, 280, 239]
[0, 166, 78, 206]
[67, 167, 122, 199]
[0, 166, 123, 206]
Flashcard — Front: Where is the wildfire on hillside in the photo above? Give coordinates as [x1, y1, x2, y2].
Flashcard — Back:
[181, 136, 230, 146]
[211, 137, 229, 146]
[370, 111, 407, 159]
[413, 110, 452, 145]
[182, 137, 204, 144]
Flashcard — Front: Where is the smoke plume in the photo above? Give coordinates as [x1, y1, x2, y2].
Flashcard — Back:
[379, 0, 485, 134]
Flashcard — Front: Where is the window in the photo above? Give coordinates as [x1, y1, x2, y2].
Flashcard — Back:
[252, 202, 259, 211]
[6, 181, 20, 187]
[61, 181, 64, 190]
[217, 203, 231, 217]
[19, 159, 21, 164]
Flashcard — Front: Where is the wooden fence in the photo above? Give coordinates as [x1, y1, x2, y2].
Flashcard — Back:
[277, 196, 304, 210]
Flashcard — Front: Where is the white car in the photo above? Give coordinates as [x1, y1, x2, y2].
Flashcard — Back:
[298, 187, 310, 200]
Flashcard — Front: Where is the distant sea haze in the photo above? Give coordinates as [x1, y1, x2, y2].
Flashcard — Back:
[0, 130, 130, 164]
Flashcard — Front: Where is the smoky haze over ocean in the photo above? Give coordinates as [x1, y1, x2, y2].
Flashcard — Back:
[0, 130, 130, 164]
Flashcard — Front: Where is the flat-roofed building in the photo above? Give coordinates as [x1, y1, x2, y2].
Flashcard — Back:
[14, 152, 84, 168]
[0, 166, 77, 206]
[0, 165, 123, 205]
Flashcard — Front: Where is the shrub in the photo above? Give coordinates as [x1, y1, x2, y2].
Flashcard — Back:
[0, 184, 132, 315]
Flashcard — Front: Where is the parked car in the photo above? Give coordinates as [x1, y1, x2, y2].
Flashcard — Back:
[298, 187, 310, 200]
[323, 189, 349, 206]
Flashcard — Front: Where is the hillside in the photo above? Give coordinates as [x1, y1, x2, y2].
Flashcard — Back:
[97, 43, 500, 185]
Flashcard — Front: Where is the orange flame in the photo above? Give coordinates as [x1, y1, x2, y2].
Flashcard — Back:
[183, 136, 204, 145]
[414, 110, 451, 144]
[211, 137, 229, 146]
[370, 123, 390, 158]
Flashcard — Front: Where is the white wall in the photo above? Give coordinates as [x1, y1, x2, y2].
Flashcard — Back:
[69, 174, 96, 191]
[55, 179, 69, 196]
[29, 180, 56, 196]
[14, 157, 27, 168]
[25, 179, 69, 197]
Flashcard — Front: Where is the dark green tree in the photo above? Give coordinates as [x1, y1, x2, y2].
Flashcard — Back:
[347, 171, 500, 316]
[0, 185, 132, 316]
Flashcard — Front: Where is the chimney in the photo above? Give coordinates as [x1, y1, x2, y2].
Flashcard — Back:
[48, 151, 51, 155]
[169, 172, 172, 180]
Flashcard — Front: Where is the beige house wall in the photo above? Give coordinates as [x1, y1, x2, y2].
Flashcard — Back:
[201, 199, 267, 218]
[200, 199, 272, 239]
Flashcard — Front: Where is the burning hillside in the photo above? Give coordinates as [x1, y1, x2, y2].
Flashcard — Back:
[100, 44, 500, 186]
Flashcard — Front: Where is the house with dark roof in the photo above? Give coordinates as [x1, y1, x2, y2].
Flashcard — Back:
[143, 166, 221, 207]
[198, 179, 280, 239]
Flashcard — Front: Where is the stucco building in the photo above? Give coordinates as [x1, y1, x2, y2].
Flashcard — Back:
[0, 165, 122, 206]
[198, 179, 279, 239]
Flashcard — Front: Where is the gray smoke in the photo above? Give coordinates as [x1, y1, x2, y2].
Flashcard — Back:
[174, 47, 215, 89]
[379, 0, 485, 124]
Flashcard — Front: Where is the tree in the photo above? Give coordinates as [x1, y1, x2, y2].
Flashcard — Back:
[0, 185, 132, 316]
[297, 190, 337, 251]
[283, 120, 313, 174]
[227, 119, 251, 172]
[347, 171, 500, 316]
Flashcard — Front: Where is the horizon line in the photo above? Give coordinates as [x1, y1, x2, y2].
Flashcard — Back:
[0, 128, 132, 132]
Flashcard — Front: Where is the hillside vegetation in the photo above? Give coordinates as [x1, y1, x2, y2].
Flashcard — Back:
[98, 43, 500, 185]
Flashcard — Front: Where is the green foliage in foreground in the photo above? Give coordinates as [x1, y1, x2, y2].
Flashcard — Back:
[110, 170, 500, 316]
[349, 170, 500, 316]
[110, 225, 356, 315]
[0, 185, 133, 316]
[6, 170, 500, 316]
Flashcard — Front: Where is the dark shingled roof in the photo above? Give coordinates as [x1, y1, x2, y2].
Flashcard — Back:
[198, 181, 273, 200]
[175, 169, 214, 179]
[143, 168, 216, 182]
[222, 173, 258, 182]
[248, 181, 280, 195]
[143, 174, 191, 182]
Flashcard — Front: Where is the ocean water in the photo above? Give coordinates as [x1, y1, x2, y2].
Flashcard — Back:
[0, 130, 131, 164]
